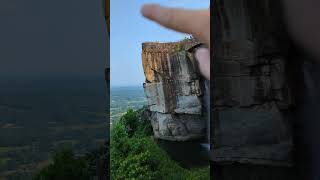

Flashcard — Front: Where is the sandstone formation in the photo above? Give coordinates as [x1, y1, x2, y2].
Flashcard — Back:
[211, 0, 297, 179]
[141, 40, 207, 141]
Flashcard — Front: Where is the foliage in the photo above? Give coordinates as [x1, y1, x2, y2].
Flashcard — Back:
[116, 108, 153, 138]
[135, 108, 154, 136]
[111, 108, 209, 180]
[174, 43, 183, 52]
[34, 108, 209, 180]
[173, 35, 196, 53]
[33, 149, 90, 180]
[33, 142, 108, 180]
[118, 109, 138, 137]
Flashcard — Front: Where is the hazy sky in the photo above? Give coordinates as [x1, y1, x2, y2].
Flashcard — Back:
[110, 0, 210, 87]
[0, 0, 107, 81]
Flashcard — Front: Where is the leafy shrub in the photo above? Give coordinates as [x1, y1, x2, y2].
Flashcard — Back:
[111, 108, 209, 180]
[115, 150, 158, 179]
[33, 149, 90, 180]
[119, 109, 139, 137]
[33, 142, 108, 180]
[117, 108, 153, 137]
[135, 108, 154, 136]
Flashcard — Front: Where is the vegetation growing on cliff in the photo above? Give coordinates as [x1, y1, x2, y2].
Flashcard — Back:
[110, 108, 209, 179]
[33, 108, 209, 179]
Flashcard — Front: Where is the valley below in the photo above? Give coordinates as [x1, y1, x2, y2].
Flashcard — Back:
[0, 79, 108, 179]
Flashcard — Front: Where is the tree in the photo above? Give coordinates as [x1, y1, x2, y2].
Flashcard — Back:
[33, 149, 90, 180]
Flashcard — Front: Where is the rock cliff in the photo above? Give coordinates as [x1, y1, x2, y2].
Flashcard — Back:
[211, 1, 297, 179]
[141, 40, 208, 141]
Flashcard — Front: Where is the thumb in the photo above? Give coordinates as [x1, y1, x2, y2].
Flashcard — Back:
[195, 48, 210, 80]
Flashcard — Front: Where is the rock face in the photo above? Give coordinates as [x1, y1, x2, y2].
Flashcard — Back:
[141, 40, 207, 141]
[211, 0, 297, 179]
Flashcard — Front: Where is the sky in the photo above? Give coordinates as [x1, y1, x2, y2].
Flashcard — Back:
[0, 0, 107, 81]
[110, 0, 210, 87]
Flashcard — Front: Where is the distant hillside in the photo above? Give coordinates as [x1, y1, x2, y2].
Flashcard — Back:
[0, 79, 107, 179]
[110, 86, 146, 123]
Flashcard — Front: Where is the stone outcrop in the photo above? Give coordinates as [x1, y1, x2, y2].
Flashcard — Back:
[212, 48, 294, 166]
[141, 40, 207, 141]
[211, 0, 298, 179]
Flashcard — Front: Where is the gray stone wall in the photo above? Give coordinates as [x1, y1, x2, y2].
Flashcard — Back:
[141, 41, 207, 141]
[211, 0, 295, 170]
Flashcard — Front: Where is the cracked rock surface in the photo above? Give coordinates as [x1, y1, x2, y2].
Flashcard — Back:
[142, 40, 207, 141]
[211, 0, 295, 166]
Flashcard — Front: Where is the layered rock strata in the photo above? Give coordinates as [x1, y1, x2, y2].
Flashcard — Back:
[211, 0, 295, 168]
[142, 40, 207, 141]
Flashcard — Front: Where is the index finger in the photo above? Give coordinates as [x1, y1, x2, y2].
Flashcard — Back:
[141, 4, 209, 37]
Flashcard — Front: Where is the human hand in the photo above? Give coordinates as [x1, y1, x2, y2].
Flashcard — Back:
[141, 4, 210, 80]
